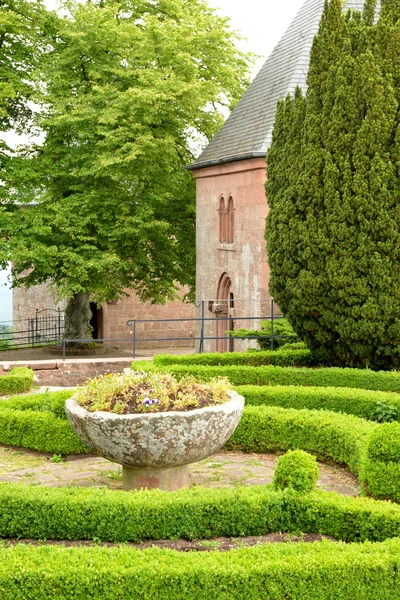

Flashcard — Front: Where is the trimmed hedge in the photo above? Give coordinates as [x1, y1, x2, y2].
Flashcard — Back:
[137, 362, 400, 392]
[235, 384, 400, 422]
[1, 540, 400, 599]
[365, 423, 400, 503]
[273, 450, 319, 493]
[0, 367, 34, 395]
[227, 405, 375, 480]
[0, 390, 73, 418]
[153, 349, 314, 368]
[0, 389, 398, 501]
[3, 483, 400, 543]
[0, 390, 86, 454]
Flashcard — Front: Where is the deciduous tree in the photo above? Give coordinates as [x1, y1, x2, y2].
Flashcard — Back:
[2, 0, 252, 338]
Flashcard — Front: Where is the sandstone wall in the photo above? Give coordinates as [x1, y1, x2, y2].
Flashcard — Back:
[193, 158, 271, 352]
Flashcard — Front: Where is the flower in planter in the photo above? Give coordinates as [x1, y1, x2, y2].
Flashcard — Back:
[75, 371, 230, 415]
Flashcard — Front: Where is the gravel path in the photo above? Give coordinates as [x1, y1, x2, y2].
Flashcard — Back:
[0, 448, 359, 496]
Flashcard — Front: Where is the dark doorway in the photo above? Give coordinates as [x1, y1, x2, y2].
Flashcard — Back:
[90, 303, 99, 339]
[229, 292, 235, 353]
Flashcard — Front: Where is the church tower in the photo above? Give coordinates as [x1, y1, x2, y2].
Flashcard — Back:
[187, 0, 378, 352]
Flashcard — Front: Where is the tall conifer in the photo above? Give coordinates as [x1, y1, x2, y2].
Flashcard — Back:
[266, 0, 400, 369]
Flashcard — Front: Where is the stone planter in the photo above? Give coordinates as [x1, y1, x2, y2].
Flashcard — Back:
[65, 390, 244, 491]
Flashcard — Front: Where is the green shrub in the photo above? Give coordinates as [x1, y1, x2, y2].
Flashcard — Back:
[0, 390, 85, 454]
[153, 349, 314, 368]
[136, 362, 400, 393]
[3, 482, 400, 544]
[276, 341, 307, 352]
[1, 539, 400, 599]
[365, 423, 400, 503]
[235, 384, 400, 422]
[273, 450, 319, 493]
[0, 390, 73, 418]
[228, 405, 375, 481]
[0, 409, 87, 454]
[229, 318, 299, 349]
[0, 367, 34, 395]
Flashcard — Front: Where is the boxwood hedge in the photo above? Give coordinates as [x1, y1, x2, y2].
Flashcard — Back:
[135, 362, 400, 392]
[2, 388, 400, 502]
[0, 367, 34, 396]
[153, 349, 314, 368]
[0, 390, 86, 454]
[226, 405, 375, 480]
[2, 483, 400, 543]
[1, 539, 400, 599]
[235, 384, 400, 422]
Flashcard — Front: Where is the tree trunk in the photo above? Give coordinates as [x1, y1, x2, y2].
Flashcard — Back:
[64, 293, 92, 341]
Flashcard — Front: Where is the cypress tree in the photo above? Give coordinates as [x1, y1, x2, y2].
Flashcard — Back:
[266, 0, 400, 369]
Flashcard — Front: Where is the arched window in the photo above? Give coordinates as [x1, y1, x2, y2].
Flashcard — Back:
[227, 196, 234, 243]
[219, 196, 226, 243]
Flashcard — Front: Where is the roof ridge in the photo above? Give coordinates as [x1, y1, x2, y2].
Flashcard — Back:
[189, 0, 376, 171]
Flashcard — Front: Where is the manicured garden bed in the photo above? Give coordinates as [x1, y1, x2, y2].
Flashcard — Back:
[2, 539, 400, 599]
[138, 360, 400, 392]
[0, 367, 34, 396]
[1, 354, 400, 598]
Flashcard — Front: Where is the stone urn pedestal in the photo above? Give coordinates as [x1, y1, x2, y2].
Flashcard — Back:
[65, 391, 244, 491]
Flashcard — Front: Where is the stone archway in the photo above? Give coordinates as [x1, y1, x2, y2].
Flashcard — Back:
[216, 273, 234, 353]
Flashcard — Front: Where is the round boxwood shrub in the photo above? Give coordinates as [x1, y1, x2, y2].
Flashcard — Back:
[367, 422, 400, 463]
[365, 423, 400, 502]
[273, 450, 319, 493]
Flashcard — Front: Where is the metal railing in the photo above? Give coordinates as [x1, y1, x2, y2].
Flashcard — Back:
[0, 308, 65, 349]
[126, 311, 292, 359]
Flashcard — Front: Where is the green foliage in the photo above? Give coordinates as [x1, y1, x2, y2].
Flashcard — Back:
[372, 401, 398, 423]
[2, 0, 253, 314]
[0, 390, 86, 454]
[236, 384, 400, 422]
[1, 539, 400, 599]
[0, 390, 72, 418]
[276, 342, 307, 352]
[3, 480, 400, 544]
[0, 408, 87, 454]
[0, 367, 34, 395]
[365, 423, 400, 502]
[273, 450, 319, 493]
[227, 405, 375, 480]
[266, 0, 400, 370]
[0, 0, 49, 214]
[153, 349, 314, 368]
[76, 371, 230, 413]
[229, 318, 299, 350]
[138, 361, 400, 392]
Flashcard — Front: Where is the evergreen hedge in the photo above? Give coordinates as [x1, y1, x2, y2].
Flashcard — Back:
[153, 349, 314, 367]
[365, 423, 400, 502]
[2, 483, 400, 543]
[236, 384, 400, 422]
[0, 367, 34, 395]
[226, 405, 375, 481]
[0, 390, 86, 454]
[136, 362, 400, 392]
[2, 539, 400, 599]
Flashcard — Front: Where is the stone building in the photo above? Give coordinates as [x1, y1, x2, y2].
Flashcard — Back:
[12, 0, 377, 353]
[13, 284, 196, 350]
[188, 0, 376, 352]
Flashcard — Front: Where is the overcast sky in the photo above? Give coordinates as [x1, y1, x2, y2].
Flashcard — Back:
[0, 0, 307, 321]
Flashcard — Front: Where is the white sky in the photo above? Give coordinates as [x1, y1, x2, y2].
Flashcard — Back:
[42, 0, 307, 75]
[0, 0, 307, 320]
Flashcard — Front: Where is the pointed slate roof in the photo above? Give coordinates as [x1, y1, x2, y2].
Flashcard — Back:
[189, 0, 378, 170]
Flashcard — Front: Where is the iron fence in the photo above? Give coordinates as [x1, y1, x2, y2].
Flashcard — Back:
[0, 308, 65, 349]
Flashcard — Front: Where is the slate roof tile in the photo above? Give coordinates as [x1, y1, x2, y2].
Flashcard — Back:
[190, 0, 381, 169]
